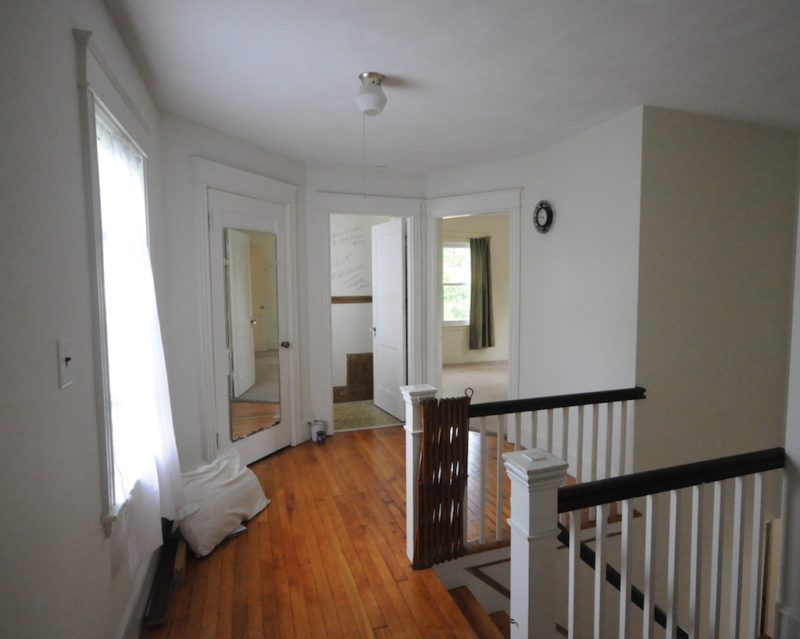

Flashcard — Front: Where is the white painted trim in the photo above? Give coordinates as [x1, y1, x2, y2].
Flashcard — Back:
[115, 550, 158, 639]
[317, 191, 422, 216]
[424, 188, 523, 398]
[193, 158, 301, 458]
[309, 191, 424, 436]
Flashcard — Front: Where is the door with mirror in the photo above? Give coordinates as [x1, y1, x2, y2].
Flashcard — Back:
[208, 188, 292, 465]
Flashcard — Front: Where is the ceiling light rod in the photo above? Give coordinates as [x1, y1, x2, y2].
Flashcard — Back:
[356, 71, 387, 117]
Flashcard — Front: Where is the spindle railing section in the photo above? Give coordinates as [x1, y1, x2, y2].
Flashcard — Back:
[401, 384, 647, 561]
[506, 446, 785, 638]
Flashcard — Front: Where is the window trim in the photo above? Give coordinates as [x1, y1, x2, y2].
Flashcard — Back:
[442, 241, 471, 327]
[75, 29, 152, 535]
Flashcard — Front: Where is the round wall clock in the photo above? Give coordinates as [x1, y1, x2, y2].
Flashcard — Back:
[533, 200, 554, 233]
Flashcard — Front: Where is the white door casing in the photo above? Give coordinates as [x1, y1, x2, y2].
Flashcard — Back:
[194, 158, 299, 463]
[227, 229, 256, 396]
[309, 193, 423, 436]
[425, 189, 522, 399]
[371, 218, 407, 420]
[208, 188, 292, 465]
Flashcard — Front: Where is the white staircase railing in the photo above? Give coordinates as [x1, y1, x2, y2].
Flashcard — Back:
[504, 446, 785, 638]
[402, 384, 647, 561]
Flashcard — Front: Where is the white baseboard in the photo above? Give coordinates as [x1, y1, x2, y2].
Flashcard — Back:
[115, 549, 159, 639]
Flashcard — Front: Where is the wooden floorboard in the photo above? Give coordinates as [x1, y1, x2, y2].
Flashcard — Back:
[145, 426, 481, 638]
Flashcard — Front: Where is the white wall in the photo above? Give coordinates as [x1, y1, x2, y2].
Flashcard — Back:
[441, 213, 510, 365]
[428, 108, 644, 397]
[0, 1, 162, 637]
[635, 108, 798, 472]
[157, 113, 305, 468]
[329, 214, 390, 387]
[779, 135, 800, 637]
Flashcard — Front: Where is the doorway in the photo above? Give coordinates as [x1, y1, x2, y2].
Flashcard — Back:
[208, 188, 294, 465]
[330, 213, 408, 431]
[438, 213, 510, 403]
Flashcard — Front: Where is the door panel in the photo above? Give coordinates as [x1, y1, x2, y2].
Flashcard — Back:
[372, 218, 407, 420]
[209, 188, 292, 465]
[227, 229, 256, 396]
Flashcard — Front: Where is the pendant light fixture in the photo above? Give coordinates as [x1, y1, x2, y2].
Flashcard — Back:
[356, 71, 387, 196]
[356, 71, 387, 116]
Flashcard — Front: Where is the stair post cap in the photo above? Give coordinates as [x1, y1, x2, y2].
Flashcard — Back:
[504, 449, 569, 486]
[400, 384, 438, 401]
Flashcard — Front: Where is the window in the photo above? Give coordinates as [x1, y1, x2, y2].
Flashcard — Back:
[442, 242, 471, 325]
[91, 102, 181, 540]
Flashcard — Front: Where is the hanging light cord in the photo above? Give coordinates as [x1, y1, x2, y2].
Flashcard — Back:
[362, 114, 367, 198]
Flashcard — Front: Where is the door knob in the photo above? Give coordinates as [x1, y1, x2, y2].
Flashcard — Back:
[280, 341, 290, 348]
[250, 319, 257, 326]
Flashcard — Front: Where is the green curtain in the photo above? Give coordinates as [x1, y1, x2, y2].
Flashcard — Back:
[469, 237, 495, 349]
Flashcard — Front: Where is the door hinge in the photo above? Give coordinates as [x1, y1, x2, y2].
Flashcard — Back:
[216, 432, 220, 450]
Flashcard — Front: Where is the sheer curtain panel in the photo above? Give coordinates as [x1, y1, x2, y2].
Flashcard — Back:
[96, 109, 182, 566]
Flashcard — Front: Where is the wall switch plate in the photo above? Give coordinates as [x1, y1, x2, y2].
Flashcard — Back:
[58, 338, 73, 389]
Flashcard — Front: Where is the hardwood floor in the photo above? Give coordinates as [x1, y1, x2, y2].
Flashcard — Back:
[144, 427, 491, 638]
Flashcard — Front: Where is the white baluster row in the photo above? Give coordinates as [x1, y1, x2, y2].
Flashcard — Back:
[574, 474, 771, 639]
[472, 400, 638, 547]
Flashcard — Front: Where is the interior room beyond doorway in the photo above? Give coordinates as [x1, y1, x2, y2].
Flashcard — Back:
[330, 213, 406, 431]
[439, 213, 509, 404]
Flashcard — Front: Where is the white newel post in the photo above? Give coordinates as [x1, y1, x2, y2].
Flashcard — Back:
[504, 449, 569, 639]
[401, 384, 437, 563]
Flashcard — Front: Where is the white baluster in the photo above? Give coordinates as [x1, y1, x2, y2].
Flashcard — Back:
[642, 494, 656, 639]
[747, 473, 764, 638]
[605, 403, 614, 479]
[618, 499, 632, 639]
[514, 412, 522, 451]
[729, 476, 745, 637]
[569, 509, 580, 639]
[689, 484, 703, 638]
[400, 384, 437, 562]
[667, 489, 680, 638]
[576, 405, 585, 484]
[709, 480, 725, 638]
[505, 450, 568, 639]
[562, 407, 570, 470]
[547, 408, 554, 453]
[480, 416, 487, 545]
[594, 503, 608, 639]
[530, 411, 537, 450]
[590, 404, 599, 482]
[619, 401, 628, 475]
[496, 414, 506, 542]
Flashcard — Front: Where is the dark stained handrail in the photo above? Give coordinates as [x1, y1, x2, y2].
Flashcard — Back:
[468, 386, 646, 418]
[558, 447, 785, 513]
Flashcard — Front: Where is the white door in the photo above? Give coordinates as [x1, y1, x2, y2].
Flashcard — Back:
[227, 229, 256, 396]
[209, 188, 293, 465]
[372, 218, 407, 419]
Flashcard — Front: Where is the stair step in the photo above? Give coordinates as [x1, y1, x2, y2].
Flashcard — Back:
[449, 586, 505, 639]
[488, 610, 510, 638]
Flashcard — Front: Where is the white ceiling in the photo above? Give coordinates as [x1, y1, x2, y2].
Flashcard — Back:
[111, 0, 800, 173]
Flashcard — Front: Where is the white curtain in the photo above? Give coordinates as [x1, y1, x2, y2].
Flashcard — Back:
[96, 110, 183, 566]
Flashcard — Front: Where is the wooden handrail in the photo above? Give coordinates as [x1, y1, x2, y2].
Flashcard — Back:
[558, 447, 785, 513]
[468, 386, 646, 418]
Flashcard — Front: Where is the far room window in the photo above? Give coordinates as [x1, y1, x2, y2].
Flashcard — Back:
[442, 242, 471, 325]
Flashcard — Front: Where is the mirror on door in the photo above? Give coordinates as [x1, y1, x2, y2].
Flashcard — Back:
[224, 228, 281, 440]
